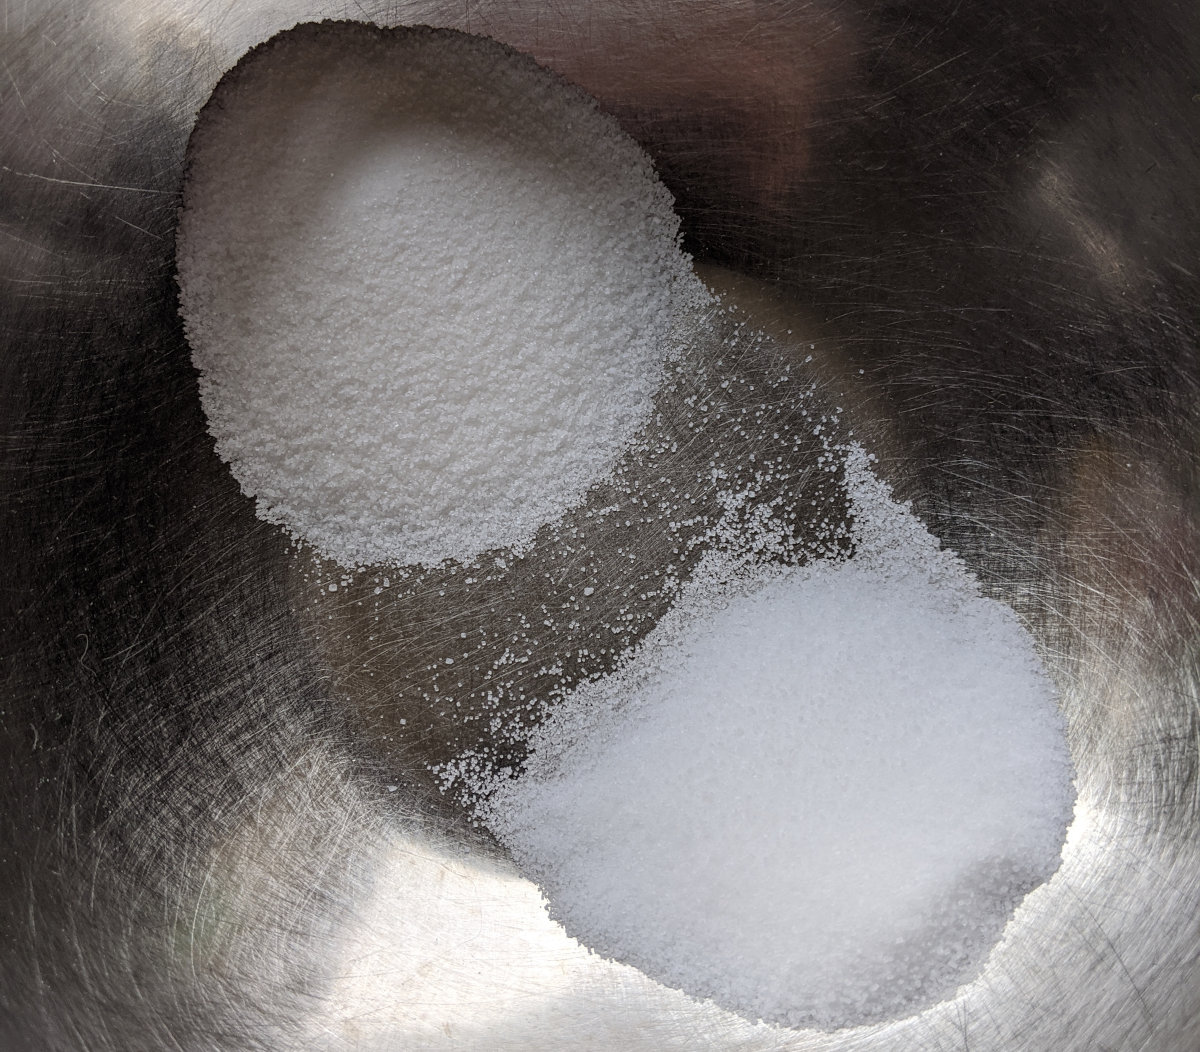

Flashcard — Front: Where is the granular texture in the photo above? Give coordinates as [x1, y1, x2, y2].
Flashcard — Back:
[477, 451, 1075, 1029]
[177, 26, 705, 568]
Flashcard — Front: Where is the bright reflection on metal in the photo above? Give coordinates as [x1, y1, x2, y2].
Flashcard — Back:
[310, 829, 731, 1051]
[1033, 158, 1140, 294]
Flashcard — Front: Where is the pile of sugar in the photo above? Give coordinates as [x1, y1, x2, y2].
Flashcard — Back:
[476, 452, 1075, 1029]
[176, 26, 705, 568]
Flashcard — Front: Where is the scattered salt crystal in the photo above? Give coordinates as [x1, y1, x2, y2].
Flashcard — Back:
[177, 25, 706, 568]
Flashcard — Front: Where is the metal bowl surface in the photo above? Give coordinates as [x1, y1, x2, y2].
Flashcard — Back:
[2, 2, 1198, 1049]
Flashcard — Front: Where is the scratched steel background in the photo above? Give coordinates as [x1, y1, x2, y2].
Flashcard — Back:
[2, 1, 1199, 1049]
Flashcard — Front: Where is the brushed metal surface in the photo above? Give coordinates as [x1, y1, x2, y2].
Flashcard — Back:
[3, 1, 1199, 1049]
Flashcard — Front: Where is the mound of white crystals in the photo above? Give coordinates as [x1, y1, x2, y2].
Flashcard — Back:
[176, 26, 706, 568]
[478, 448, 1075, 1029]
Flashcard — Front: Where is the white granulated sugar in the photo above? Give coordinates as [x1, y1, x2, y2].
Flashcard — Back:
[177, 27, 705, 568]
[478, 453, 1075, 1029]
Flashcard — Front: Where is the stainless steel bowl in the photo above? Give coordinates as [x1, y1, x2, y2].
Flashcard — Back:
[3, 2, 1199, 1049]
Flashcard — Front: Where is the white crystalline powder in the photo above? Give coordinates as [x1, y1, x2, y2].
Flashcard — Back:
[176, 27, 705, 568]
[478, 453, 1075, 1029]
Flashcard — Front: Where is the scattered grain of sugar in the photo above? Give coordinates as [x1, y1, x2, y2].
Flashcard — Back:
[177, 26, 707, 568]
